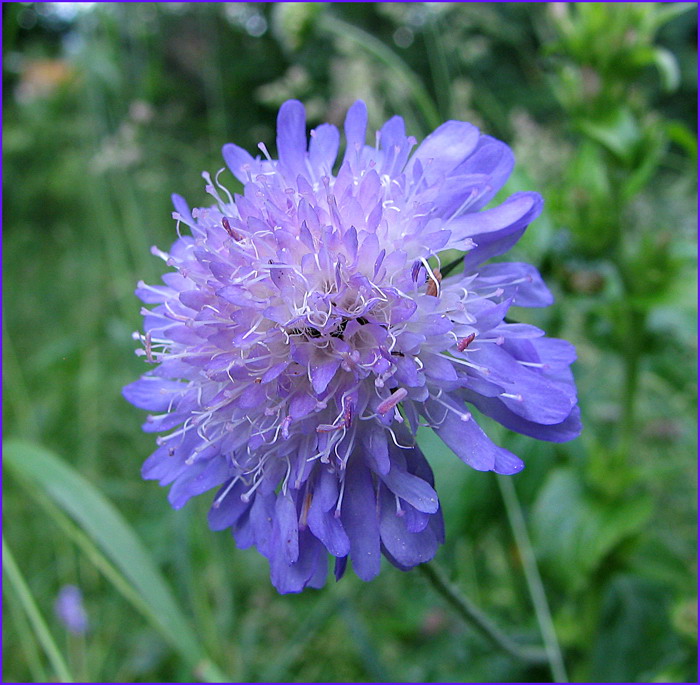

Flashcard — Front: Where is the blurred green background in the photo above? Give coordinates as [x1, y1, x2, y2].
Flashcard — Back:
[3, 2, 697, 683]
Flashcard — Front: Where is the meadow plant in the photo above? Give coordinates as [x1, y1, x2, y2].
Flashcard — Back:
[125, 100, 580, 592]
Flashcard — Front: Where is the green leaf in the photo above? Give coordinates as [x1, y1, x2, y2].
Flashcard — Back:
[620, 126, 666, 201]
[590, 574, 679, 682]
[665, 121, 698, 161]
[3, 440, 228, 683]
[531, 468, 653, 591]
[578, 107, 642, 166]
[647, 2, 696, 34]
[651, 46, 681, 92]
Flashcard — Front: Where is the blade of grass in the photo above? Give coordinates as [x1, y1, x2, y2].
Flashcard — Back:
[2, 537, 73, 683]
[497, 475, 568, 682]
[3, 570, 51, 683]
[22, 479, 176, 639]
[426, 16, 453, 120]
[3, 440, 228, 683]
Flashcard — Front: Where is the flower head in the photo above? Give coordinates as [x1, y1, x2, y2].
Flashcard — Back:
[124, 100, 580, 593]
[54, 585, 88, 634]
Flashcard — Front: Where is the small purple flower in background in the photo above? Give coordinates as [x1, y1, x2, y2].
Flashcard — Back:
[55, 585, 88, 634]
[124, 100, 580, 593]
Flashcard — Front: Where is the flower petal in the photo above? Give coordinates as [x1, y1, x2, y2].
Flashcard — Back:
[343, 100, 368, 166]
[273, 493, 299, 564]
[379, 486, 439, 567]
[379, 463, 439, 514]
[276, 99, 307, 178]
[450, 191, 543, 269]
[309, 123, 339, 177]
[453, 136, 514, 210]
[222, 143, 256, 184]
[207, 479, 249, 531]
[122, 377, 185, 412]
[341, 461, 381, 581]
[427, 397, 497, 471]
[307, 496, 350, 557]
[406, 120, 480, 184]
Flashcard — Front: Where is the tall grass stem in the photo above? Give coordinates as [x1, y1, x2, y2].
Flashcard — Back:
[497, 476, 568, 682]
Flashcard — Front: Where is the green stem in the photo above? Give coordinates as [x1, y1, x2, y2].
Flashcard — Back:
[2, 536, 73, 683]
[497, 477, 568, 683]
[425, 17, 453, 120]
[417, 562, 549, 665]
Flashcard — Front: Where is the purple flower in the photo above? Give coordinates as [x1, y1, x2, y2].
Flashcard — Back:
[54, 585, 88, 634]
[124, 100, 580, 593]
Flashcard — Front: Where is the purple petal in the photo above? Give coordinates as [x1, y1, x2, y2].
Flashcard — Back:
[314, 467, 339, 511]
[379, 114, 406, 150]
[207, 479, 249, 531]
[270, 528, 325, 594]
[273, 493, 299, 564]
[530, 337, 578, 367]
[453, 136, 514, 210]
[363, 425, 390, 475]
[468, 344, 576, 425]
[406, 121, 480, 184]
[171, 193, 195, 227]
[340, 461, 380, 581]
[404, 504, 430, 533]
[310, 357, 341, 394]
[427, 397, 497, 471]
[464, 390, 583, 443]
[307, 495, 350, 557]
[309, 123, 339, 176]
[276, 100, 307, 177]
[450, 191, 543, 269]
[142, 442, 192, 485]
[122, 377, 185, 412]
[250, 492, 276, 558]
[475, 262, 553, 308]
[343, 100, 368, 164]
[167, 457, 231, 510]
[492, 450, 524, 475]
[379, 463, 439, 514]
[378, 486, 439, 567]
[334, 555, 348, 581]
[222, 143, 256, 184]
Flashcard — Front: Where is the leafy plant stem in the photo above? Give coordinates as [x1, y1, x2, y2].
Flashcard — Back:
[417, 561, 549, 666]
[2, 536, 73, 683]
[497, 476, 569, 682]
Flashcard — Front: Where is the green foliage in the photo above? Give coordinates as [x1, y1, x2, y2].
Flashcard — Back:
[3, 2, 696, 682]
[531, 468, 653, 592]
[4, 441, 226, 682]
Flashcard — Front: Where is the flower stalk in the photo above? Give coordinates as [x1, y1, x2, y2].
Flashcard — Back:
[418, 561, 549, 666]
